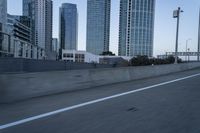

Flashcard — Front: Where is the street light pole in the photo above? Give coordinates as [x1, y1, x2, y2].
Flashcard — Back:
[188, 48, 190, 62]
[185, 39, 191, 61]
[198, 8, 200, 61]
[173, 7, 183, 64]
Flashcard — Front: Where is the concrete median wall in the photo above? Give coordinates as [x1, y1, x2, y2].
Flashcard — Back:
[1, 62, 200, 103]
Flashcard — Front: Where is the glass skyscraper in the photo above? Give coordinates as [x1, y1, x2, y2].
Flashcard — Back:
[0, 0, 7, 53]
[59, 3, 78, 50]
[118, 0, 155, 57]
[0, 0, 7, 33]
[23, 0, 53, 59]
[45, 0, 53, 58]
[86, 0, 111, 55]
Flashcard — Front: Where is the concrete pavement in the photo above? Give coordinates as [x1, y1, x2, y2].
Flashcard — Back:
[1, 68, 200, 133]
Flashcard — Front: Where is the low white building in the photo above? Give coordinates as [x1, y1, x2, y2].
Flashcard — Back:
[62, 50, 99, 63]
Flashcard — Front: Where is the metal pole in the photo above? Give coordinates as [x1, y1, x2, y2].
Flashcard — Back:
[185, 39, 191, 62]
[198, 8, 200, 61]
[175, 7, 181, 64]
[188, 48, 190, 62]
[185, 40, 188, 61]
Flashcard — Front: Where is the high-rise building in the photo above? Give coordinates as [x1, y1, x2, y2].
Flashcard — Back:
[45, 0, 53, 59]
[59, 3, 78, 51]
[0, 0, 8, 53]
[7, 14, 31, 43]
[0, 0, 7, 33]
[6, 14, 46, 59]
[86, 0, 111, 55]
[52, 38, 59, 53]
[118, 0, 155, 57]
[23, 0, 53, 59]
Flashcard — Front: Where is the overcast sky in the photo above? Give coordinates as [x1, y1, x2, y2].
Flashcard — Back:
[7, 0, 200, 56]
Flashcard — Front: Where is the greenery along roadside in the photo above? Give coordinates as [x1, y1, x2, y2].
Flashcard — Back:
[129, 55, 182, 66]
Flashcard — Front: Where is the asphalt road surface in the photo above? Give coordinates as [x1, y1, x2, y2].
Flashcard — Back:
[1, 68, 200, 133]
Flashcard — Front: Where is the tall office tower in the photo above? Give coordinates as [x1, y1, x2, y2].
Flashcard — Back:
[23, 0, 53, 59]
[59, 3, 78, 50]
[45, 0, 53, 59]
[0, 0, 7, 53]
[0, 0, 7, 33]
[86, 0, 111, 55]
[118, 0, 155, 57]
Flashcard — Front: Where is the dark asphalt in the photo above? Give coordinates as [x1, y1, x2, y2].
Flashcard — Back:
[1, 69, 200, 133]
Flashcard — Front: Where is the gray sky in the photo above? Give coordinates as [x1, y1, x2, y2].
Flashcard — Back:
[7, 0, 200, 56]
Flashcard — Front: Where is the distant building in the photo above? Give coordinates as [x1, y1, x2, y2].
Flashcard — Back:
[0, 0, 8, 55]
[23, 0, 54, 59]
[86, 0, 111, 55]
[59, 3, 78, 50]
[45, 0, 54, 60]
[52, 38, 59, 53]
[118, 0, 156, 57]
[62, 50, 99, 63]
[0, 0, 7, 32]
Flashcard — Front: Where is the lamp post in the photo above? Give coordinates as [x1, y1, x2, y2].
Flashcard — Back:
[188, 48, 190, 62]
[198, 8, 200, 61]
[173, 7, 183, 64]
[185, 39, 191, 61]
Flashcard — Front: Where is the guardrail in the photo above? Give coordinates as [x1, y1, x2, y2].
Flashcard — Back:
[1, 62, 200, 103]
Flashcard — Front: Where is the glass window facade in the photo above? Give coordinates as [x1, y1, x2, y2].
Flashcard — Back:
[0, 0, 7, 52]
[86, 0, 111, 55]
[23, 0, 53, 59]
[0, 0, 7, 32]
[118, 0, 155, 57]
[59, 3, 78, 50]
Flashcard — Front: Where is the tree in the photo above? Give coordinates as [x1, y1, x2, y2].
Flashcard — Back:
[100, 51, 115, 56]
[129, 55, 150, 66]
[129, 55, 182, 66]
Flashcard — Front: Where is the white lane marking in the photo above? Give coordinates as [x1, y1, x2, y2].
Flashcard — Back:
[1, 73, 200, 130]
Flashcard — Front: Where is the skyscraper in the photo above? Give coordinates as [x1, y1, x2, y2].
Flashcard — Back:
[45, 0, 53, 59]
[23, 0, 53, 59]
[118, 0, 155, 57]
[0, 0, 7, 53]
[59, 3, 78, 50]
[0, 0, 7, 33]
[86, 0, 111, 55]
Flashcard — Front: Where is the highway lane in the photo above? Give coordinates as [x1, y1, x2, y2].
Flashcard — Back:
[1, 68, 200, 133]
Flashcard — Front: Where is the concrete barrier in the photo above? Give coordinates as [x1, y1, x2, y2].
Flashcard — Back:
[1, 62, 200, 103]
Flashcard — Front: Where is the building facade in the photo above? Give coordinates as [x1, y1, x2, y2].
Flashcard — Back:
[6, 14, 45, 59]
[7, 14, 31, 43]
[52, 38, 59, 53]
[118, 0, 155, 57]
[86, 0, 111, 55]
[0, 0, 8, 55]
[23, 0, 53, 59]
[0, 0, 7, 33]
[62, 50, 99, 63]
[45, 0, 53, 59]
[59, 3, 78, 51]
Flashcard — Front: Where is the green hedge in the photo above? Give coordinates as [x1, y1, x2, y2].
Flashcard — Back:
[129, 55, 182, 66]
